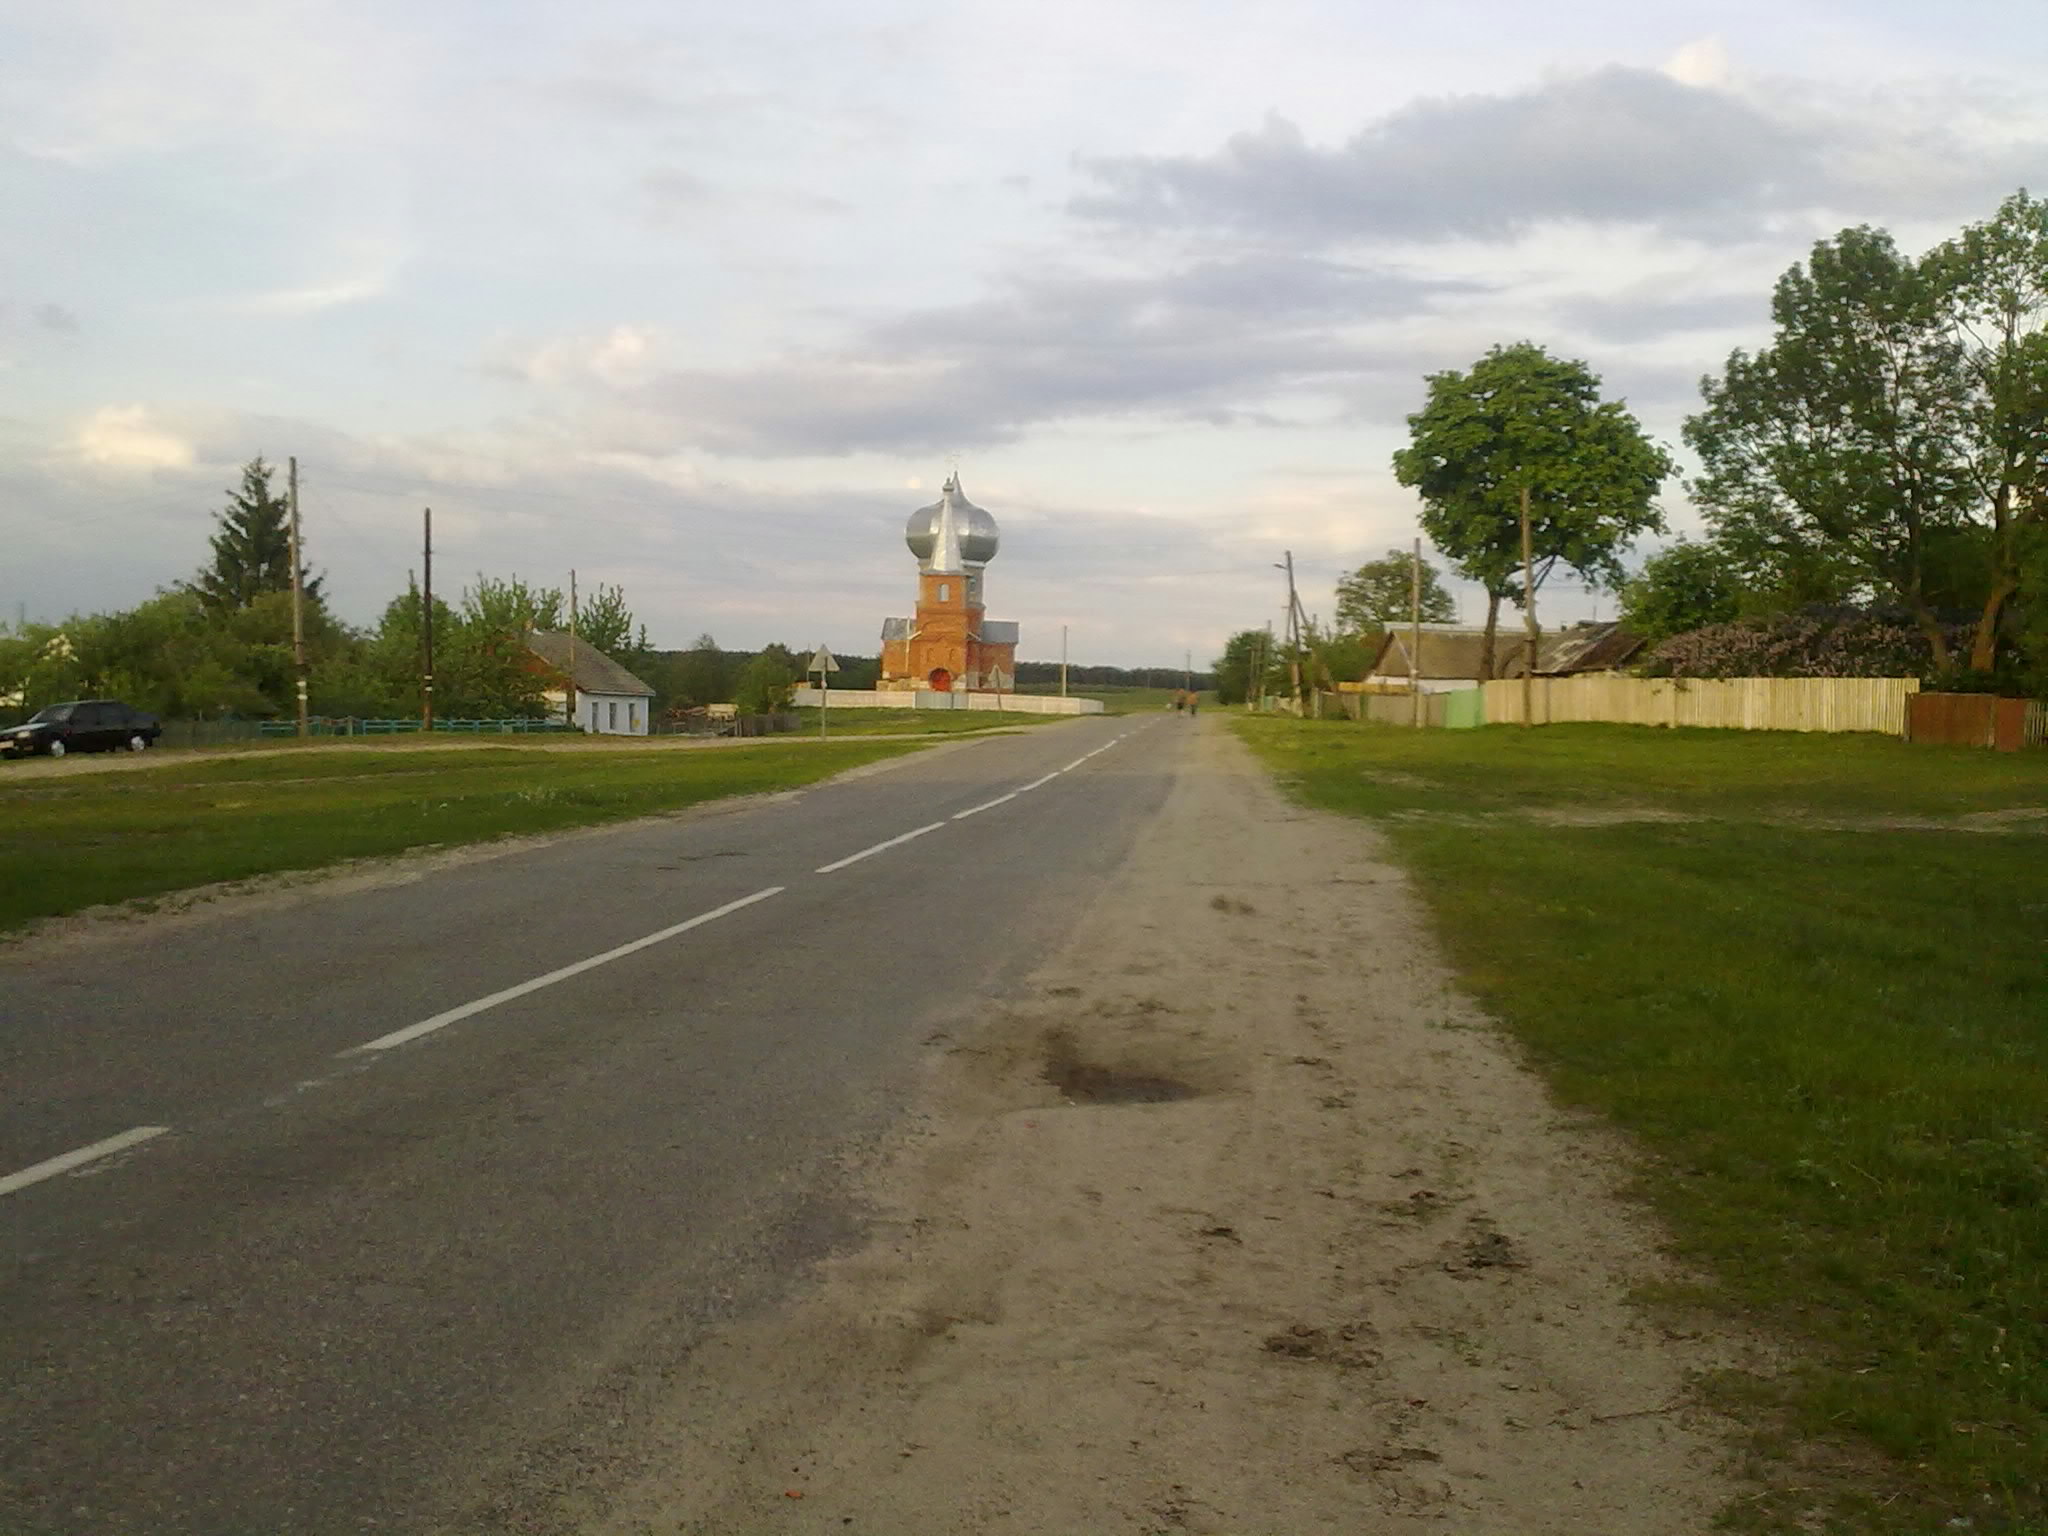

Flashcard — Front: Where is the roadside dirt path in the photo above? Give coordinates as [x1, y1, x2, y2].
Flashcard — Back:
[595, 719, 1754, 1534]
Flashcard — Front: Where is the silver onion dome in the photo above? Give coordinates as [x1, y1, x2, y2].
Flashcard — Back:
[905, 474, 1000, 567]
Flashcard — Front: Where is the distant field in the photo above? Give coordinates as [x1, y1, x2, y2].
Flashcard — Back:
[0, 740, 921, 933]
[1236, 718, 2048, 1535]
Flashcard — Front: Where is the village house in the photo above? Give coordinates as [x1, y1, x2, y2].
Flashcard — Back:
[526, 630, 656, 736]
[1366, 620, 1643, 693]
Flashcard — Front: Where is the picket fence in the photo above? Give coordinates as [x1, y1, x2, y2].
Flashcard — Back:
[1479, 676, 1921, 735]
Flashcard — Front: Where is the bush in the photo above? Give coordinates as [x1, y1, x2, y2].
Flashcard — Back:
[733, 653, 795, 715]
[1648, 608, 1972, 680]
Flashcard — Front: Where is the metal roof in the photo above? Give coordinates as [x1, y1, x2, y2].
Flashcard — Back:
[905, 474, 999, 570]
[1372, 622, 1642, 681]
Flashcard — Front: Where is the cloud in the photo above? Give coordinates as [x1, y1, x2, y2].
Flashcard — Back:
[593, 254, 1482, 456]
[486, 326, 657, 388]
[32, 302, 80, 333]
[69, 405, 194, 470]
[1663, 36, 1732, 90]
[1553, 290, 1765, 344]
[1070, 66, 2048, 246]
[236, 268, 393, 314]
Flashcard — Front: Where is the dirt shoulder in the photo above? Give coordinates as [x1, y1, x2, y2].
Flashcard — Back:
[594, 719, 1757, 1534]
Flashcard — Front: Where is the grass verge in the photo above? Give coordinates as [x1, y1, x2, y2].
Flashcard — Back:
[0, 740, 921, 933]
[1233, 717, 2048, 1535]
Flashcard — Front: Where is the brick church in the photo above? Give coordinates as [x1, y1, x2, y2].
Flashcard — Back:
[878, 474, 1019, 693]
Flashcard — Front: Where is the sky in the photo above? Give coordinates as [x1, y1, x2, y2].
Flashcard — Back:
[4, 1, 2046, 667]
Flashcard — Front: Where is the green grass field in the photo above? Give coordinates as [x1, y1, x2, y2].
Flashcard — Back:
[0, 740, 921, 933]
[1235, 718, 2048, 1535]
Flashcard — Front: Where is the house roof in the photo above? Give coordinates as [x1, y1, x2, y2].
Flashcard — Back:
[526, 630, 656, 697]
[1370, 621, 1642, 681]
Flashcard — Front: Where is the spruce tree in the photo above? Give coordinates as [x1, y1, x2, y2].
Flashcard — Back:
[192, 457, 321, 611]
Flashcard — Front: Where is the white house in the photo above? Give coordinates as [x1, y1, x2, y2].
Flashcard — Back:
[526, 631, 656, 736]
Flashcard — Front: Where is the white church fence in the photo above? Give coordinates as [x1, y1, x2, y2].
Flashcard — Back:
[791, 688, 1102, 715]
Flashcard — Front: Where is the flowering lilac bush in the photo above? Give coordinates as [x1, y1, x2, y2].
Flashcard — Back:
[1647, 608, 1972, 679]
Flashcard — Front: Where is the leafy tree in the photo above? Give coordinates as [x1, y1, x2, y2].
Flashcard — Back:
[1301, 619, 1380, 689]
[1925, 190, 2048, 670]
[733, 650, 794, 715]
[651, 633, 734, 710]
[1618, 541, 1744, 643]
[1685, 226, 1976, 667]
[575, 583, 650, 670]
[1393, 342, 1672, 679]
[463, 575, 563, 634]
[1211, 628, 1283, 705]
[191, 458, 321, 612]
[1335, 548, 1456, 632]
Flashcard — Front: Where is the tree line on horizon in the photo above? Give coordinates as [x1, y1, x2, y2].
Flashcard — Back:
[1216, 189, 2048, 706]
[1, 461, 1212, 724]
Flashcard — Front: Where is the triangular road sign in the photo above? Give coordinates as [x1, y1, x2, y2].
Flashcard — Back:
[807, 646, 840, 673]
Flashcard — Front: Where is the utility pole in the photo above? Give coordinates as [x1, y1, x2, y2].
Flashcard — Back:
[1184, 648, 1191, 698]
[1410, 536, 1423, 729]
[568, 569, 580, 732]
[287, 456, 309, 738]
[421, 508, 435, 731]
[1277, 550, 1304, 715]
[1060, 624, 1068, 698]
[1520, 484, 1537, 729]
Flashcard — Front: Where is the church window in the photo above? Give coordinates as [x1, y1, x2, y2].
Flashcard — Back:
[937, 582, 950, 601]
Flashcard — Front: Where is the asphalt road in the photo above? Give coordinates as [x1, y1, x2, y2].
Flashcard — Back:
[0, 713, 1179, 1534]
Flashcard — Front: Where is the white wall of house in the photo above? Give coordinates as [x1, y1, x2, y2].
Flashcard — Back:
[578, 692, 650, 735]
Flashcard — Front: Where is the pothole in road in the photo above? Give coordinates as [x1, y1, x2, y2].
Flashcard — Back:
[1042, 1029, 1199, 1105]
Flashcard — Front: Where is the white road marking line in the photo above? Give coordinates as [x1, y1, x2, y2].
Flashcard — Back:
[953, 792, 1018, 820]
[816, 821, 946, 874]
[349, 886, 786, 1053]
[0, 1126, 169, 1199]
[1017, 772, 1059, 792]
[1062, 755, 1091, 771]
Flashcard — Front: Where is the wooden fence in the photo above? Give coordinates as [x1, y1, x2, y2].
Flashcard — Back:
[1480, 676, 1922, 735]
[1905, 692, 2048, 751]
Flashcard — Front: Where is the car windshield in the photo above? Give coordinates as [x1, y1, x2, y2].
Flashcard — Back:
[25, 705, 73, 724]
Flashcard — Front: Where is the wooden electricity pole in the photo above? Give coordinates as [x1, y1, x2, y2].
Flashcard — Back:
[1520, 484, 1537, 729]
[421, 508, 435, 731]
[1279, 550, 1304, 715]
[1060, 624, 1069, 698]
[1410, 536, 1423, 729]
[568, 569, 580, 732]
[287, 456, 309, 738]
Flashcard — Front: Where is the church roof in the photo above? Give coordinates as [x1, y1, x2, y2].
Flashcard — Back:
[906, 474, 999, 570]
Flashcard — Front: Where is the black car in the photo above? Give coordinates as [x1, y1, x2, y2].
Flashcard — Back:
[2, 700, 162, 759]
